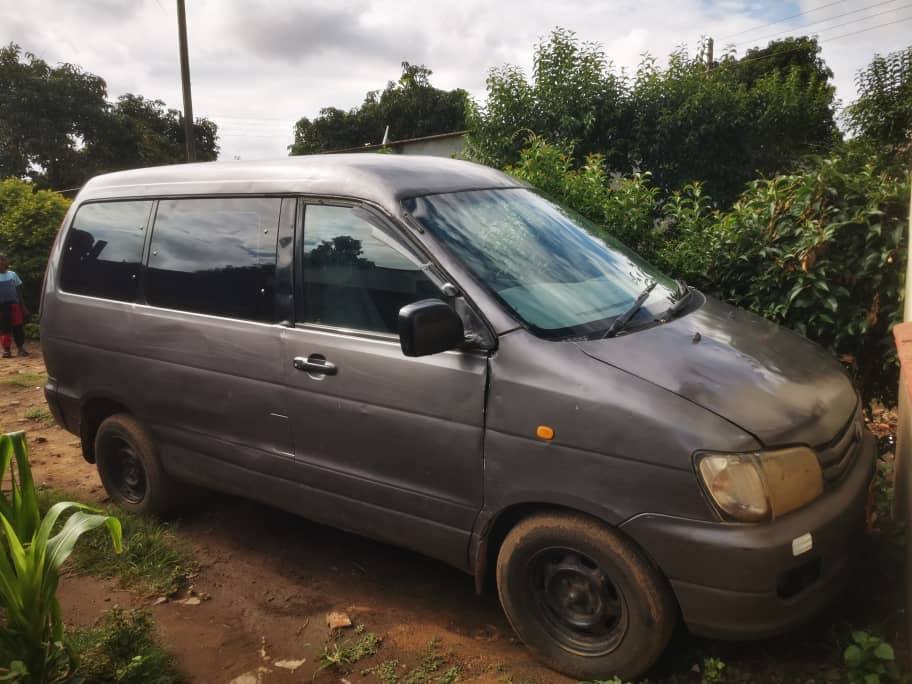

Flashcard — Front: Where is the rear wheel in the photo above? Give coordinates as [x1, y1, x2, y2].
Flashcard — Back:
[95, 414, 180, 515]
[496, 511, 676, 681]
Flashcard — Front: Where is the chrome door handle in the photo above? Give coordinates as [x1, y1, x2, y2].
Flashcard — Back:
[293, 355, 338, 376]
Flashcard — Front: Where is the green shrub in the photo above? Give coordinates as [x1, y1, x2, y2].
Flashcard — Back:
[693, 150, 909, 399]
[508, 137, 909, 399]
[0, 178, 70, 313]
[0, 432, 122, 683]
[843, 630, 900, 684]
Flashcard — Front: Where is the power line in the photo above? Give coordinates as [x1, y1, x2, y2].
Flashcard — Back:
[734, 13, 912, 65]
[733, 0, 909, 48]
[718, 0, 847, 41]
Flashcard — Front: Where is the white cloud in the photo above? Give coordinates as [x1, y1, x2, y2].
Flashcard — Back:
[1, 0, 909, 161]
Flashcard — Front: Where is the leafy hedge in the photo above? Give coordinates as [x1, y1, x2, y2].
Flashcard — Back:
[509, 138, 910, 399]
[0, 178, 70, 312]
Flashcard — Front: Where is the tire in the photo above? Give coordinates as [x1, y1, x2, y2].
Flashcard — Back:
[94, 413, 180, 515]
[496, 511, 676, 681]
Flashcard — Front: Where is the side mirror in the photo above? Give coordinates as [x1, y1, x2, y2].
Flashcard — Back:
[398, 299, 465, 357]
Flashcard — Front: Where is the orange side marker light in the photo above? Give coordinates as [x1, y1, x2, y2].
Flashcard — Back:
[536, 425, 555, 441]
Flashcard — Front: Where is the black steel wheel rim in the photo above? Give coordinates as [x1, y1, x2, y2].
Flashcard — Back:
[106, 436, 147, 504]
[527, 546, 628, 656]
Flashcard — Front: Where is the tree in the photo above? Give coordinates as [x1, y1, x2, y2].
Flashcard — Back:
[0, 44, 108, 190]
[843, 46, 912, 164]
[0, 44, 219, 190]
[290, 62, 469, 154]
[90, 94, 218, 172]
[467, 29, 630, 170]
[468, 30, 839, 203]
[629, 37, 838, 202]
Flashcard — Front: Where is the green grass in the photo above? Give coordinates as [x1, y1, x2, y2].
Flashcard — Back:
[24, 407, 53, 426]
[318, 626, 381, 672]
[69, 608, 183, 684]
[1, 372, 47, 387]
[40, 490, 197, 597]
[362, 639, 461, 684]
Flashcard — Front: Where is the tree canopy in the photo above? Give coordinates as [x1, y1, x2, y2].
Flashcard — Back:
[843, 45, 912, 165]
[289, 62, 469, 155]
[467, 29, 839, 204]
[0, 44, 218, 190]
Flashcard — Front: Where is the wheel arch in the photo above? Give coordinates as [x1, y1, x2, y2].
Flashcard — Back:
[78, 395, 133, 463]
[473, 501, 616, 595]
[472, 501, 673, 600]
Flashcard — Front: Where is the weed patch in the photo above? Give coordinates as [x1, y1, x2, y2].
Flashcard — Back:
[41, 490, 196, 596]
[1, 372, 47, 388]
[24, 407, 53, 426]
[318, 626, 381, 672]
[70, 607, 182, 683]
[362, 639, 460, 684]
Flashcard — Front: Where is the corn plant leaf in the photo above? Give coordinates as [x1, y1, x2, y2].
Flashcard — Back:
[46, 511, 123, 571]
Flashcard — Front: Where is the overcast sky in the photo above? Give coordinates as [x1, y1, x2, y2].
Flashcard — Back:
[2, 0, 910, 161]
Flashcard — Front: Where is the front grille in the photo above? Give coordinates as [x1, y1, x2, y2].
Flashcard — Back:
[815, 406, 862, 485]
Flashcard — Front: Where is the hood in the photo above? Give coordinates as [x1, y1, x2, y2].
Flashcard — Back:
[575, 295, 857, 447]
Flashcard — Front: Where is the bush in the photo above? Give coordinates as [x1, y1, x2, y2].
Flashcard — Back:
[0, 178, 70, 313]
[507, 138, 910, 399]
[843, 630, 900, 684]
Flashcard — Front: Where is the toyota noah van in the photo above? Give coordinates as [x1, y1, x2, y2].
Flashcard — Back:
[40, 155, 875, 680]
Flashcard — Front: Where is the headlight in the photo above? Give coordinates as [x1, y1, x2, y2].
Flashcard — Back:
[696, 447, 823, 522]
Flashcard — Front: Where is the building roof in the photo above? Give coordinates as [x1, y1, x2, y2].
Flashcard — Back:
[327, 129, 468, 154]
[76, 153, 521, 214]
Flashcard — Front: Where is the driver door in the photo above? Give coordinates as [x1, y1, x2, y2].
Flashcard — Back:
[281, 201, 488, 569]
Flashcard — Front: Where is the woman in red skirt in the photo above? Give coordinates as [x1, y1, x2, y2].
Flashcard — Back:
[0, 254, 29, 358]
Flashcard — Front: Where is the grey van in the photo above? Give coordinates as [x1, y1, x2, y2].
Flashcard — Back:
[41, 155, 875, 680]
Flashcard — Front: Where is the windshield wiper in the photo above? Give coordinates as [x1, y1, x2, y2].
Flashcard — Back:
[603, 279, 657, 338]
[661, 279, 693, 321]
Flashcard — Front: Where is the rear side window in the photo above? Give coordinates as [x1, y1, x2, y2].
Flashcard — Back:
[60, 201, 152, 301]
[146, 197, 281, 322]
[298, 204, 440, 333]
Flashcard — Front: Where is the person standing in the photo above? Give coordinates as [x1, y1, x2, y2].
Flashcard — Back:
[0, 254, 29, 358]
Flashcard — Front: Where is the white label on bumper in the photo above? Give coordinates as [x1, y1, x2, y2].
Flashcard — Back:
[792, 533, 813, 557]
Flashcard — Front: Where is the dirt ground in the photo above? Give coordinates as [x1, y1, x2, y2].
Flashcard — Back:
[1, 348, 906, 683]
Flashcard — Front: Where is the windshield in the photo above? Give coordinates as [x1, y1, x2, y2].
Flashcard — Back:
[403, 188, 679, 339]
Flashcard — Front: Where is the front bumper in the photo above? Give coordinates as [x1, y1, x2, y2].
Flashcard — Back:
[620, 429, 876, 639]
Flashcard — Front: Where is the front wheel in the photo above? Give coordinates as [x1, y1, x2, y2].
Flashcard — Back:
[496, 512, 676, 681]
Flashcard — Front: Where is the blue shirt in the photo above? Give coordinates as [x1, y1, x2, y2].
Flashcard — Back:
[0, 271, 22, 304]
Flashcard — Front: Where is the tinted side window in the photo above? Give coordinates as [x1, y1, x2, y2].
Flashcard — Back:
[146, 197, 281, 322]
[60, 201, 151, 301]
[299, 205, 440, 333]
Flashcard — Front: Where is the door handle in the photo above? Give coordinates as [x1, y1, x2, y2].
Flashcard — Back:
[293, 355, 338, 376]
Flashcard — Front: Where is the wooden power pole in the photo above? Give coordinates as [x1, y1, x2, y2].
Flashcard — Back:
[176, 0, 195, 162]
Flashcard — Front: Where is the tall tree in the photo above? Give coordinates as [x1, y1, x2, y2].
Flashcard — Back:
[467, 29, 630, 170]
[468, 30, 839, 204]
[0, 44, 219, 190]
[0, 44, 108, 189]
[290, 62, 469, 155]
[843, 46, 912, 165]
[90, 94, 218, 172]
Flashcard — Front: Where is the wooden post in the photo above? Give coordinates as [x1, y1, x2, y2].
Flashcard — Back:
[896, 174, 912, 669]
[176, 0, 195, 162]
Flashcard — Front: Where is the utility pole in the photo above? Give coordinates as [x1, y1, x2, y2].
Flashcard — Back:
[176, 0, 195, 162]
[704, 37, 714, 70]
